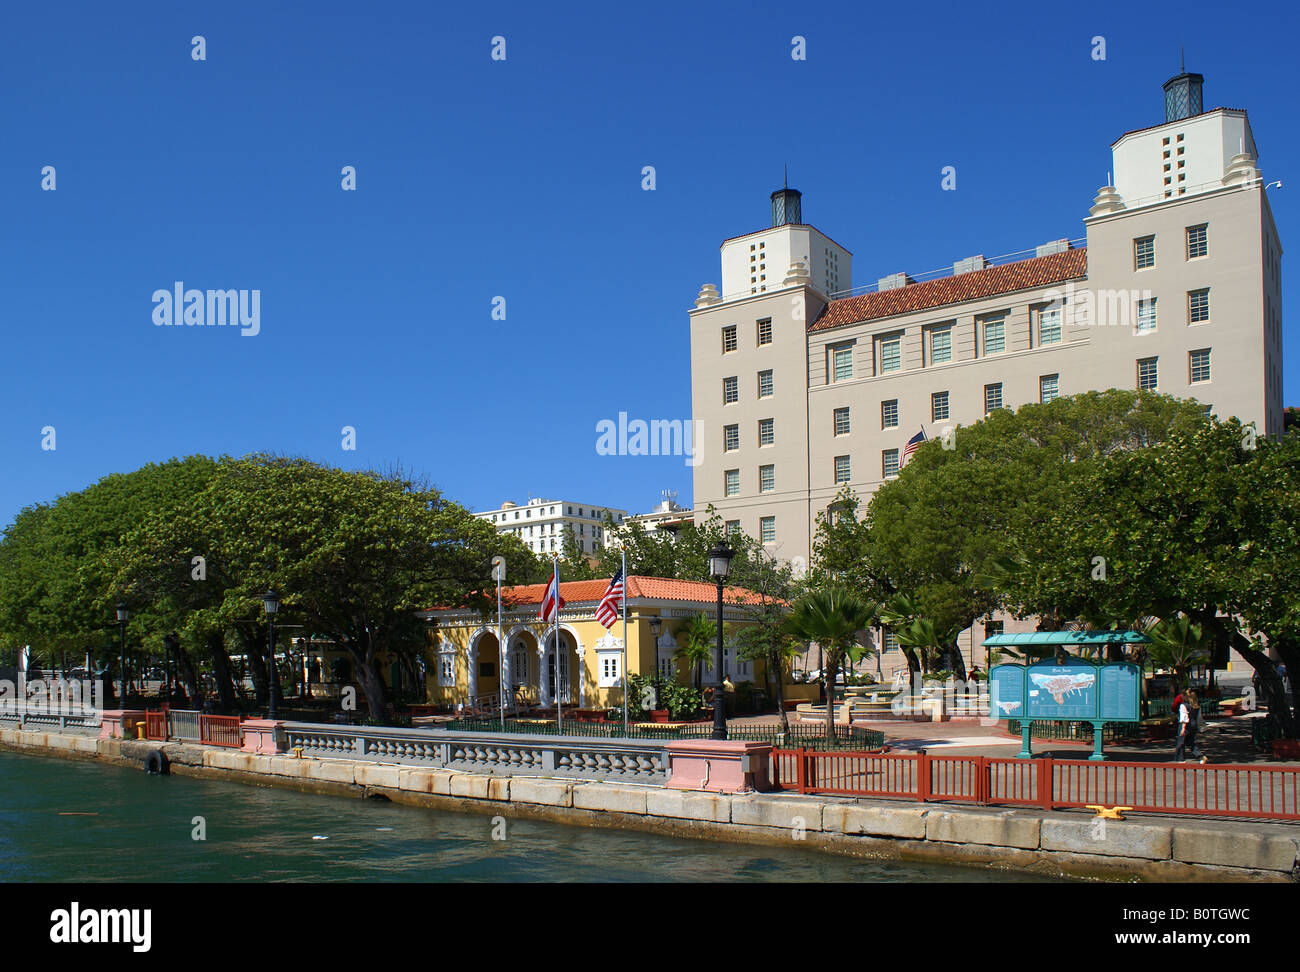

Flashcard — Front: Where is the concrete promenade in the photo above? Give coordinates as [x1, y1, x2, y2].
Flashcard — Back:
[2, 724, 1296, 884]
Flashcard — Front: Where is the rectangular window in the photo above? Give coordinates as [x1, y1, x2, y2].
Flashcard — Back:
[929, 325, 952, 364]
[983, 620, 1004, 640]
[1040, 374, 1059, 403]
[834, 455, 851, 484]
[1134, 235, 1155, 269]
[1188, 289, 1210, 324]
[1186, 224, 1208, 259]
[879, 335, 902, 373]
[725, 520, 741, 536]
[723, 424, 739, 452]
[760, 517, 776, 543]
[931, 391, 950, 422]
[757, 369, 774, 398]
[722, 376, 738, 404]
[757, 318, 773, 346]
[1137, 357, 1159, 391]
[984, 382, 1003, 414]
[883, 630, 900, 652]
[759, 464, 775, 492]
[881, 399, 899, 429]
[1189, 348, 1211, 384]
[830, 344, 853, 382]
[724, 469, 740, 496]
[722, 325, 737, 353]
[982, 317, 1005, 355]
[833, 406, 851, 436]
[438, 654, 455, 687]
[882, 449, 900, 478]
[1039, 305, 1062, 345]
[1136, 297, 1157, 333]
[758, 418, 774, 446]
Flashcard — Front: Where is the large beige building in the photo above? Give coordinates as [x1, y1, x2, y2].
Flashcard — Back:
[690, 69, 1284, 575]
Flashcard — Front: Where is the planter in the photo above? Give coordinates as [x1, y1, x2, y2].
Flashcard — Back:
[649, 710, 670, 723]
[1273, 739, 1300, 760]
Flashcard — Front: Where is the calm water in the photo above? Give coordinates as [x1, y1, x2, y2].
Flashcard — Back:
[0, 750, 1060, 882]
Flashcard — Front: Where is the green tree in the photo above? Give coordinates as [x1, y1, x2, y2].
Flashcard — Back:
[728, 551, 802, 731]
[784, 585, 879, 740]
[1144, 614, 1213, 694]
[878, 593, 964, 677]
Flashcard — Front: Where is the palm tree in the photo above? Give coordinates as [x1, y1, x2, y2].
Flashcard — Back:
[1145, 614, 1213, 694]
[878, 594, 964, 678]
[676, 613, 716, 689]
[784, 585, 879, 740]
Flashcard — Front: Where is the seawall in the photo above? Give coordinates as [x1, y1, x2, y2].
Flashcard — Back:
[2, 726, 1296, 883]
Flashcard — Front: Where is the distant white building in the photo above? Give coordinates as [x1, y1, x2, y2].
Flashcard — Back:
[475, 498, 628, 557]
[617, 491, 694, 542]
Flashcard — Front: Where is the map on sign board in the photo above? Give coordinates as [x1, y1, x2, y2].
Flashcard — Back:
[1026, 663, 1098, 720]
[988, 664, 1025, 719]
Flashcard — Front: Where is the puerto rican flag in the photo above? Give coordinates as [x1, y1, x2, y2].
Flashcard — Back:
[594, 567, 625, 629]
[902, 427, 927, 464]
[539, 564, 565, 623]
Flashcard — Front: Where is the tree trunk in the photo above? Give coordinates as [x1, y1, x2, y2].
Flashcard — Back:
[244, 635, 269, 707]
[824, 651, 839, 742]
[351, 638, 388, 722]
[772, 650, 790, 734]
[173, 643, 202, 707]
[206, 632, 238, 712]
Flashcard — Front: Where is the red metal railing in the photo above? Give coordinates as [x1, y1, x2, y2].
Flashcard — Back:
[772, 749, 1300, 821]
[199, 714, 242, 748]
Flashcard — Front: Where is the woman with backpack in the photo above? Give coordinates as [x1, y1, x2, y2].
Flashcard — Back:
[1175, 690, 1207, 763]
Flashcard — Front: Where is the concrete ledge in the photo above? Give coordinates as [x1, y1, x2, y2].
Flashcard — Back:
[926, 808, 1040, 850]
[1172, 825, 1299, 873]
[573, 783, 647, 815]
[450, 773, 510, 801]
[646, 787, 731, 823]
[313, 759, 357, 785]
[731, 794, 823, 831]
[510, 778, 574, 808]
[823, 804, 928, 840]
[1041, 817, 1172, 861]
[355, 764, 401, 789]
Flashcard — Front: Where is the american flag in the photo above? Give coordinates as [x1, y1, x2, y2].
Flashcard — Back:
[595, 567, 625, 629]
[902, 427, 927, 463]
[539, 565, 565, 623]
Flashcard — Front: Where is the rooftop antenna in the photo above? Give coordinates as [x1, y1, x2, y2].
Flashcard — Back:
[784, 164, 788, 189]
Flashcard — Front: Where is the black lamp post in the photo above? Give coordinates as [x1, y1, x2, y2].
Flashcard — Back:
[708, 542, 734, 740]
[264, 589, 281, 720]
[115, 602, 129, 707]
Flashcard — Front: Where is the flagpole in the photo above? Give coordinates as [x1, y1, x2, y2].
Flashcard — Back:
[621, 550, 629, 736]
[496, 560, 504, 732]
[554, 556, 562, 734]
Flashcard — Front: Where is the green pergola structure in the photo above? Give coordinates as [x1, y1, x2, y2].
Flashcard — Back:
[984, 630, 1153, 760]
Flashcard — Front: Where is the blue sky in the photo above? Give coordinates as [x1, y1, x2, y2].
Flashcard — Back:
[1, 0, 1295, 527]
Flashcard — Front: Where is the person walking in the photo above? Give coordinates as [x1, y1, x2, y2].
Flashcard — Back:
[1175, 690, 1207, 763]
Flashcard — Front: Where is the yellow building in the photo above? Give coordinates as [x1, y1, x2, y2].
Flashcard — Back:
[419, 576, 781, 713]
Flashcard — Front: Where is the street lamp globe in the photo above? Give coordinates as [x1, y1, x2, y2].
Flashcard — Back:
[708, 542, 734, 582]
[116, 602, 129, 623]
[263, 589, 281, 616]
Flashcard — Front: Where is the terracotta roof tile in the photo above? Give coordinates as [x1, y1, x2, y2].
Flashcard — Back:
[808, 248, 1087, 333]
[425, 576, 776, 613]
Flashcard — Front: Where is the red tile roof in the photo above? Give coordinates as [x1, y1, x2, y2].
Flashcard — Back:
[808, 248, 1088, 333]
[425, 576, 777, 612]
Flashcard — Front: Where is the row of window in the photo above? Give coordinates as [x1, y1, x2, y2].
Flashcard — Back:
[722, 418, 775, 451]
[824, 305, 1063, 383]
[722, 318, 775, 353]
[1133, 223, 1207, 270]
[489, 505, 620, 523]
[1137, 349, 1213, 390]
[722, 369, 775, 404]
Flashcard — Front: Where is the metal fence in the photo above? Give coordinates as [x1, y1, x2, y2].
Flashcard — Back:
[772, 749, 1300, 821]
[167, 709, 202, 742]
[199, 714, 242, 748]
